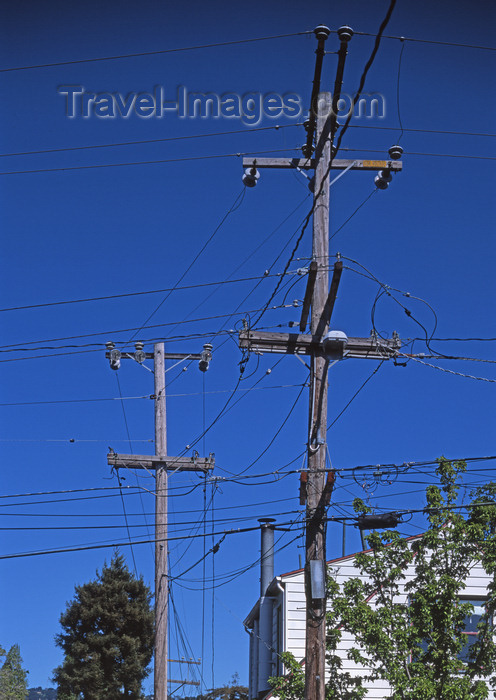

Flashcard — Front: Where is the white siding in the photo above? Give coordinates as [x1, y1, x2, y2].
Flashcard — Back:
[265, 553, 495, 700]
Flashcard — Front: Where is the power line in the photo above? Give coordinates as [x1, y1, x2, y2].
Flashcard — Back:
[395, 40, 406, 143]
[164, 196, 312, 345]
[251, 0, 396, 330]
[2, 121, 493, 163]
[0, 437, 153, 442]
[1, 457, 493, 512]
[0, 520, 297, 561]
[0, 383, 305, 408]
[0, 511, 301, 532]
[397, 353, 496, 383]
[4, 145, 490, 178]
[0, 31, 311, 73]
[352, 31, 496, 52]
[0, 147, 299, 176]
[409, 354, 496, 364]
[3, 28, 492, 77]
[0, 501, 297, 519]
[346, 124, 496, 139]
[0, 486, 142, 500]
[0, 124, 302, 159]
[338, 146, 496, 161]
[0, 302, 299, 358]
[327, 361, 385, 431]
[407, 337, 496, 343]
[329, 190, 377, 241]
[0, 273, 283, 313]
[121, 188, 247, 348]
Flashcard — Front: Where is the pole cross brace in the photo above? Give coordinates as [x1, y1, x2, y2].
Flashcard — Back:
[239, 330, 401, 360]
[242, 157, 403, 172]
[107, 453, 215, 472]
[105, 352, 203, 361]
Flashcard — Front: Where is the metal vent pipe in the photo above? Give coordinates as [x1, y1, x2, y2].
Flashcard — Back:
[259, 518, 276, 595]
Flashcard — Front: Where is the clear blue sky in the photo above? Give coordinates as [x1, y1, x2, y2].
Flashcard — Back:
[0, 0, 495, 693]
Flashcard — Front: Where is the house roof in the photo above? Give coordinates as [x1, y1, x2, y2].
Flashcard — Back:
[245, 533, 425, 627]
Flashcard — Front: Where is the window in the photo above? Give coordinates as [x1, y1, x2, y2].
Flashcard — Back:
[411, 597, 487, 664]
[458, 599, 485, 663]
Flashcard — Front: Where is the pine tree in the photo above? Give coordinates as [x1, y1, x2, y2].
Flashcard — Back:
[0, 643, 29, 699]
[53, 552, 154, 699]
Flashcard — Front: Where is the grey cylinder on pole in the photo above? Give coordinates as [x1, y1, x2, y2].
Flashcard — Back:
[257, 518, 276, 698]
[259, 518, 276, 595]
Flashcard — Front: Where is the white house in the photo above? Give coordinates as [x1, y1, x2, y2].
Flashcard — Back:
[244, 537, 493, 700]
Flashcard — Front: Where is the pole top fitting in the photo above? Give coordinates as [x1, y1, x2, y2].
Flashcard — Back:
[134, 341, 146, 364]
[105, 341, 115, 350]
[242, 166, 260, 188]
[199, 343, 213, 372]
[314, 25, 331, 41]
[258, 518, 276, 527]
[388, 144, 403, 160]
[337, 25, 354, 42]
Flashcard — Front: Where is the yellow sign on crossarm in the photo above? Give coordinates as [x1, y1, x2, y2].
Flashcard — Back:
[362, 160, 388, 168]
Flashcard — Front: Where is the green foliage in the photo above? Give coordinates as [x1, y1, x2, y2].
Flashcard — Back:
[27, 689, 57, 700]
[53, 552, 154, 699]
[269, 652, 304, 700]
[0, 644, 29, 699]
[168, 674, 248, 700]
[269, 459, 496, 700]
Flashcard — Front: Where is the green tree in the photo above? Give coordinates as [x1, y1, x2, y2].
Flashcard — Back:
[0, 643, 29, 699]
[27, 689, 57, 700]
[269, 459, 496, 700]
[53, 552, 154, 699]
[178, 674, 249, 700]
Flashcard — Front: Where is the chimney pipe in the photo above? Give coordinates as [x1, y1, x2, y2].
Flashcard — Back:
[259, 518, 275, 595]
[257, 518, 276, 698]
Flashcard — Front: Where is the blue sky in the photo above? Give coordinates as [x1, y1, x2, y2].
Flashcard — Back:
[0, 0, 495, 693]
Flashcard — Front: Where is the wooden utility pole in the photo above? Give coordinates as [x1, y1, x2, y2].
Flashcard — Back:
[305, 92, 331, 700]
[239, 78, 403, 700]
[106, 341, 214, 700]
[154, 343, 168, 700]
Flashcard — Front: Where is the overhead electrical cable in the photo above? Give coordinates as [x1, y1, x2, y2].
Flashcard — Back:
[397, 353, 496, 383]
[0, 31, 311, 72]
[2, 121, 494, 162]
[3, 29, 493, 76]
[165, 195, 311, 343]
[121, 187, 246, 348]
[338, 147, 496, 161]
[0, 303, 297, 360]
[115, 373, 154, 561]
[396, 40, 406, 142]
[346, 124, 496, 138]
[0, 123, 302, 159]
[0, 519, 299, 560]
[326, 361, 385, 431]
[329, 190, 377, 241]
[251, 0, 397, 328]
[352, 31, 496, 51]
[0, 272, 286, 314]
[0, 147, 300, 177]
[0, 382, 305, 408]
[225, 381, 307, 477]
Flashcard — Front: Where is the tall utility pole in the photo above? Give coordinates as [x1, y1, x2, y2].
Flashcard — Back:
[305, 91, 331, 700]
[238, 25, 404, 700]
[106, 341, 215, 700]
[154, 343, 168, 700]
